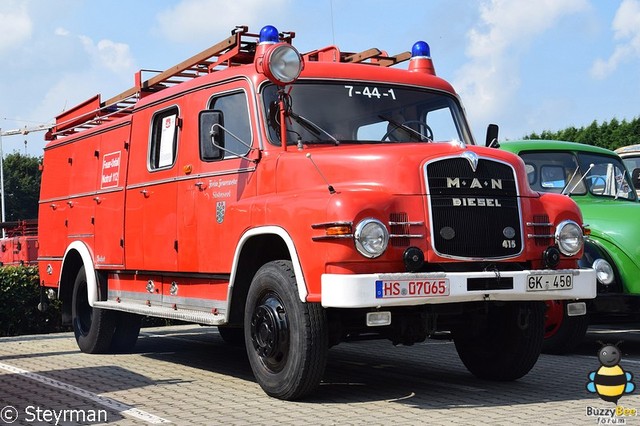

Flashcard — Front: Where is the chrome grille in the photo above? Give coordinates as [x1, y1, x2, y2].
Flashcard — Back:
[425, 156, 522, 259]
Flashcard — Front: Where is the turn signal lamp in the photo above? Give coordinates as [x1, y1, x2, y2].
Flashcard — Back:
[255, 25, 303, 85]
[325, 225, 351, 236]
[408, 40, 435, 75]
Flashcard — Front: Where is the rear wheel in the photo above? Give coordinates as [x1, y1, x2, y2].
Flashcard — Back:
[109, 312, 142, 353]
[71, 266, 115, 354]
[218, 326, 245, 347]
[453, 302, 544, 381]
[542, 300, 588, 354]
[244, 260, 328, 400]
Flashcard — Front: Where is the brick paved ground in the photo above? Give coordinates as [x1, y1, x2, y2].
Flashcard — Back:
[1, 325, 639, 425]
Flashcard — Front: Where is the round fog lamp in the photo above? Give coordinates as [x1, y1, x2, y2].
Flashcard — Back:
[354, 218, 389, 258]
[263, 44, 303, 85]
[593, 258, 614, 285]
[555, 220, 583, 256]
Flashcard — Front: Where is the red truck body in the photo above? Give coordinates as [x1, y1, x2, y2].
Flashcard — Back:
[35, 26, 596, 399]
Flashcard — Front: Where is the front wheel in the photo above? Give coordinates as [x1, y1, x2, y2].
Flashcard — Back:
[542, 300, 588, 354]
[244, 260, 328, 400]
[453, 302, 544, 381]
[71, 266, 115, 354]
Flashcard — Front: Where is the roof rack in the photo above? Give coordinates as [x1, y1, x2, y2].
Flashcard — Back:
[48, 25, 410, 140]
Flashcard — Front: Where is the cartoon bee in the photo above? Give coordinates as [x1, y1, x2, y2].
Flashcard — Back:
[587, 342, 635, 404]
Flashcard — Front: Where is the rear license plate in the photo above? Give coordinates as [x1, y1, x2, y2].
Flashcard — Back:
[526, 273, 573, 291]
[375, 279, 449, 298]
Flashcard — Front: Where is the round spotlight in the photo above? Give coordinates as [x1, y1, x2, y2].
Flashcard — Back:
[261, 44, 303, 85]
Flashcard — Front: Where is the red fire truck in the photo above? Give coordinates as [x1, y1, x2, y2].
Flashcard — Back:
[37, 25, 596, 400]
[1, 220, 38, 266]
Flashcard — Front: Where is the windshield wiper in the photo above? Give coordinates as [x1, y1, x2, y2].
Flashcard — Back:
[562, 163, 594, 195]
[288, 112, 339, 146]
[379, 115, 431, 142]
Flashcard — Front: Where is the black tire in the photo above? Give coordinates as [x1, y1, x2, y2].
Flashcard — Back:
[542, 300, 589, 354]
[453, 302, 544, 381]
[244, 260, 328, 400]
[218, 326, 245, 347]
[109, 312, 142, 353]
[71, 266, 115, 354]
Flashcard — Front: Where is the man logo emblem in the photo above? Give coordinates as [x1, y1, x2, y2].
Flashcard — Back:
[216, 201, 226, 223]
[461, 151, 479, 172]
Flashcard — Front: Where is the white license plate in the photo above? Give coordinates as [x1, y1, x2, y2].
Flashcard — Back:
[526, 273, 573, 291]
[375, 279, 450, 298]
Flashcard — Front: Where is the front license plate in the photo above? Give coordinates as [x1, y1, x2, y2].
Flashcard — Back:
[526, 273, 573, 291]
[375, 279, 450, 299]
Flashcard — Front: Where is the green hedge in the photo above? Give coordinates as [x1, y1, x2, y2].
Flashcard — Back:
[0, 266, 174, 337]
[0, 266, 65, 337]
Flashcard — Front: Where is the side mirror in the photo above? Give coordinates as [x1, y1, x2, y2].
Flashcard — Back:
[632, 168, 640, 190]
[485, 123, 499, 148]
[199, 110, 224, 160]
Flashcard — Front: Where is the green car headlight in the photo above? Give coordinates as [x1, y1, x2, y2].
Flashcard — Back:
[593, 258, 615, 285]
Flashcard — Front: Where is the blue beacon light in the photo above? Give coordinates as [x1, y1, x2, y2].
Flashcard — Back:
[411, 41, 431, 58]
[409, 41, 435, 74]
[259, 25, 280, 44]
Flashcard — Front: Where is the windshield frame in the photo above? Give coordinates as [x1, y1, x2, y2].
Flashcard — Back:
[258, 79, 474, 147]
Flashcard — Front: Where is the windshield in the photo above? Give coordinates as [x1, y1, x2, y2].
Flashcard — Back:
[261, 82, 471, 145]
[520, 151, 637, 201]
[622, 156, 640, 173]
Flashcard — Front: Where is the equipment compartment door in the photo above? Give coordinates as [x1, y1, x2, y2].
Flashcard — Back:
[124, 105, 180, 272]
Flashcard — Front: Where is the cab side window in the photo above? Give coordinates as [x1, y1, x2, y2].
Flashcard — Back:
[150, 106, 179, 170]
[200, 91, 251, 161]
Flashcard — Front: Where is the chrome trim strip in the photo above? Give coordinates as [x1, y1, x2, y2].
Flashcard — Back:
[125, 167, 256, 190]
[311, 221, 353, 229]
[312, 234, 353, 241]
[40, 187, 124, 204]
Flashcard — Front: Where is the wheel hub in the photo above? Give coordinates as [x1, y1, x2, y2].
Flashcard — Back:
[250, 294, 289, 361]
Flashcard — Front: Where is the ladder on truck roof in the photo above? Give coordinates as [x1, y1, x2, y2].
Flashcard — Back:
[48, 25, 411, 140]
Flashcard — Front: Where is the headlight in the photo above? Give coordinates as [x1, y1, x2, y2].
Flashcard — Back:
[593, 258, 615, 285]
[354, 218, 389, 258]
[555, 220, 584, 256]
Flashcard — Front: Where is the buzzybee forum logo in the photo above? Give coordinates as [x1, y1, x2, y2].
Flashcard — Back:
[587, 342, 635, 403]
[585, 342, 637, 423]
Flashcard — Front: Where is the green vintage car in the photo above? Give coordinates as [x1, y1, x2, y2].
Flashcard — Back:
[501, 140, 640, 353]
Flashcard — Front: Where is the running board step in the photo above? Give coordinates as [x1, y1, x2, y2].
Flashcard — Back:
[93, 300, 227, 325]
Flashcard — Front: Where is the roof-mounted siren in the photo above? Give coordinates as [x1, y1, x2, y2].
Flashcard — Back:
[408, 41, 435, 75]
[255, 25, 304, 86]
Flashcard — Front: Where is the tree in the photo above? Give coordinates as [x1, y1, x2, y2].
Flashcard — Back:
[2, 152, 41, 221]
[522, 116, 640, 150]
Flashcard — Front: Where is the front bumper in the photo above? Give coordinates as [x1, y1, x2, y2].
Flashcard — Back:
[321, 268, 596, 308]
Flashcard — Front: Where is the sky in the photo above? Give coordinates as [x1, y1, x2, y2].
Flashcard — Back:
[1, 0, 639, 156]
